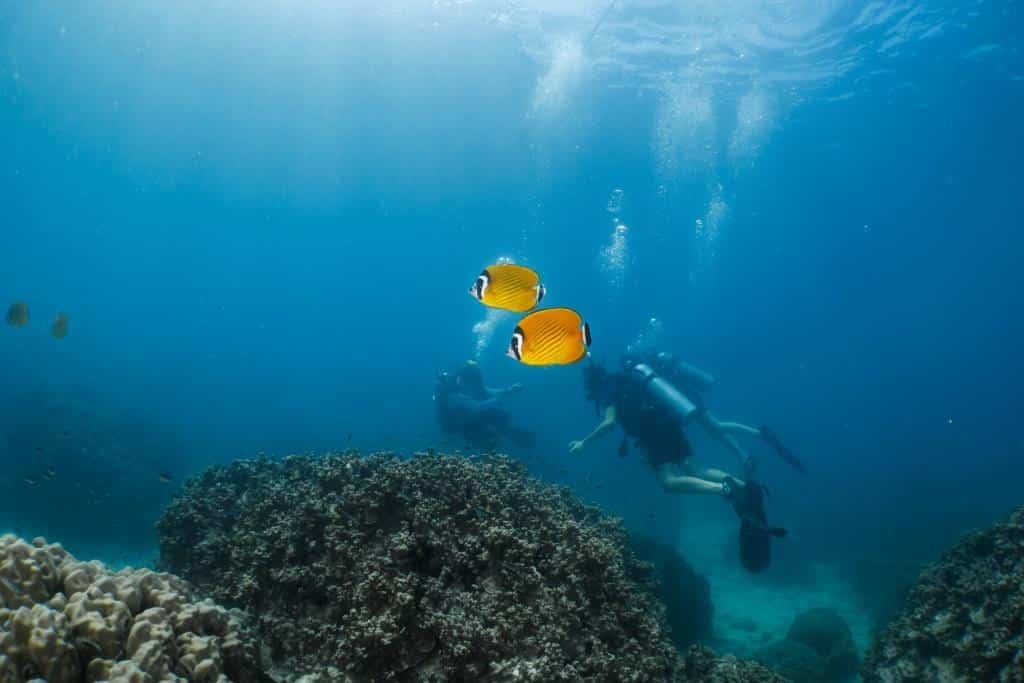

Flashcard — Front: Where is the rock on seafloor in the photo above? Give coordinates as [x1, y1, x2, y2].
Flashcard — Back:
[0, 533, 268, 682]
[753, 607, 859, 682]
[158, 451, 784, 682]
[630, 535, 713, 651]
[862, 505, 1024, 682]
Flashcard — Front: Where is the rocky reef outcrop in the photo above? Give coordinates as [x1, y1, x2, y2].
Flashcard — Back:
[753, 607, 858, 683]
[862, 505, 1024, 682]
[680, 644, 785, 682]
[630, 536, 713, 651]
[158, 451, 782, 682]
[0, 533, 266, 682]
[786, 608, 858, 681]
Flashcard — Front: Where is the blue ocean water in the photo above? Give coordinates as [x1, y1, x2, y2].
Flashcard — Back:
[2, 0, 1022, 662]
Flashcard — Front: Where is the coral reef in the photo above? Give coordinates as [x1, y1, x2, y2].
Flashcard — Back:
[630, 535, 713, 650]
[862, 505, 1024, 682]
[679, 645, 784, 682]
[0, 533, 266, 682]
[158, 451, 779, 682]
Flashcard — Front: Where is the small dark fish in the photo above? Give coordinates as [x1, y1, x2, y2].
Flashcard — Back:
[647, 512, 655, 520]
[158, 472, 172, 484]
[5, 302, 29, 327]
[345, 432, 353, 443]
[558, 467, 568, 475]
[51, 313, 69, 339]
[35, 447, 43, 454]
[41, 467, 56, 481]
[62, 430, 71, 437]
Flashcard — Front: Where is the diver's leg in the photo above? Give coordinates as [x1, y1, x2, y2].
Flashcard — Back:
[656, 464, 724, 495]
[682, 460, 743, 487]
[696, 412, 756, 474]
[712, 419, 762, 438]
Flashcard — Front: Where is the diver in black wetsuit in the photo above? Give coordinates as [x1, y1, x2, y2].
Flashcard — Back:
[571, 355, 795, 570]
[637, 350, 805, 476]
[434, 360, 534, 451]
[570, 358, 741, 495]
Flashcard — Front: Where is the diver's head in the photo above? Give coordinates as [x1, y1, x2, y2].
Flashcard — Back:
[621, 351, 643, 371]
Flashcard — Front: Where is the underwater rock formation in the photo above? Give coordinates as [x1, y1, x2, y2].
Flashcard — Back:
[863, 505, 1024, 682]
[630, 535, 713, 650]
[752, 607, 858, 682]
[158, 452, 781, 682]
[0, 533, 266, 682]
[786, 608, 858, 681]
[753, 639, 827, 683]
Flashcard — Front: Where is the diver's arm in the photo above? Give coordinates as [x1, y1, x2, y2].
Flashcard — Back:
[485, 382, 523, 398]
[569, 406, 617, 454]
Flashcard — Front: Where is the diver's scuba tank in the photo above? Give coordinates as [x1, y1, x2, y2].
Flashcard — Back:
[654, 352, 716, 392]
[631, 363, 699, 425]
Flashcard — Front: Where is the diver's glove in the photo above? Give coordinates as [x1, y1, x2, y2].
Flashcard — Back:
[631, 363, 657, 383]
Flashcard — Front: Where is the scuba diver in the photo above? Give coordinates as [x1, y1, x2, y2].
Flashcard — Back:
[636, 350, 804, 475]
[434, 360, 534, 452]
[572, 353, 800, 571]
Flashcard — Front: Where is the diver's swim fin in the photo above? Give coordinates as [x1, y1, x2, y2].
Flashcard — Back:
[759, 427, 807, 474]
[725, 478, 782, 573]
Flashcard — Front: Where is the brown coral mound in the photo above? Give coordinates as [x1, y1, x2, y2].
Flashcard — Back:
[159, 452, 779, 682]
[862, 505, 1024, 682]
[0, 533, 267, 682]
